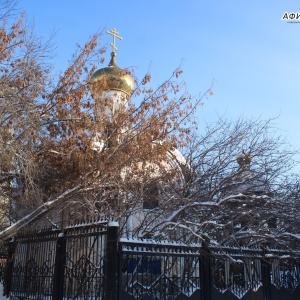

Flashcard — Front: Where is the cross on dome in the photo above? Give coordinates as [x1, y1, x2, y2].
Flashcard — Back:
[90, 28, 134, 98]
[106, 28, 122, 53]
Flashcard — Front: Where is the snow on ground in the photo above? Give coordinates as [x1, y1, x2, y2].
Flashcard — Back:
[0, 284, 7, 299]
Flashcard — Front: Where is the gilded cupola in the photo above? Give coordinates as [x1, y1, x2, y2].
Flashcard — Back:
[90, 28, 134, 98]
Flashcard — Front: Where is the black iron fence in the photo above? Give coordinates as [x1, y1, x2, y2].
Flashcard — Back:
[0, 221, 300, 300]
[119, 240, 300, 300]
[1, 219, 109, 300]
[119, 238, 202, 300]
[9, 228, 60, 300]
[209, 246, 300, 300]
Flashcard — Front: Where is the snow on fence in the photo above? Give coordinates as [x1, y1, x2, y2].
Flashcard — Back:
[0, 221, 299, 300]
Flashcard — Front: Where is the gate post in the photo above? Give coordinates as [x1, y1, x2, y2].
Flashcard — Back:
[200, 238, 212, 300]
[52, 233, 66, 300]
[3, 240, 15, 297]
[105, 222, 119, 300]
[261, 258, 271, 300]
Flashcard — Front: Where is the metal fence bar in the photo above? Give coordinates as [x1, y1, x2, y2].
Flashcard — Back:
[53, 234, 66, 300]
[200, 243, 211, 300]
[105, 222, 119, 300]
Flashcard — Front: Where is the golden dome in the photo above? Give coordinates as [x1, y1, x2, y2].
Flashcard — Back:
[90, 52, 134, 97]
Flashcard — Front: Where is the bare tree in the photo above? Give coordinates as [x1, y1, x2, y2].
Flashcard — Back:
[0, 0, 57, 225]
[140, 117, 300, 250]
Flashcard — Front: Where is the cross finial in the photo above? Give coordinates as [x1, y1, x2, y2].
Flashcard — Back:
[106, 28, 122, 53]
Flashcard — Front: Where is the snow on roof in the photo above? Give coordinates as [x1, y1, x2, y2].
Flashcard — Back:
[167, 148, 187, 167]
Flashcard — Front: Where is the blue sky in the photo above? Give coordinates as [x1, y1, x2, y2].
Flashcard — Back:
[21, 0, 300, 158]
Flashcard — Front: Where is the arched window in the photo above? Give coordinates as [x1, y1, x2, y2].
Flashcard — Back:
[143, 183, 159, 209]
